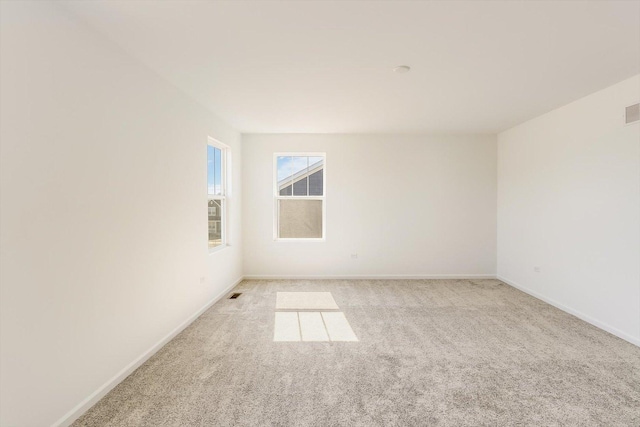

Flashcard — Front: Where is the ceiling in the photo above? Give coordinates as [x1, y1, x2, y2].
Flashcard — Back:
[62, 0, 640, 134]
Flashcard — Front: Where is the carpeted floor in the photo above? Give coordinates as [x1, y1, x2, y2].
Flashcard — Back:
[73, 279, 640, 426]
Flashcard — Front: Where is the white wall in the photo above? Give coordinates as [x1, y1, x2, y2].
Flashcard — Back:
[497, 75, 640, 346]
[0, 2, 242, 426]
[243, 134, 497, 278]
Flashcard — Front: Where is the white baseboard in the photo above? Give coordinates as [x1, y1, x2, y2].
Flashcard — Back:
[243, 274, 497, 280]
[497, 275, 640, 348]
[52, 276, 244, 427]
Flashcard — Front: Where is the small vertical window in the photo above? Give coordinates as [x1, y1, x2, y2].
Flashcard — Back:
[275, 154, 325, 240]
[208, 139, 228, 251]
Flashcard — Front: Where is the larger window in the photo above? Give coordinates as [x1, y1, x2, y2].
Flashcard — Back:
[208, 139, 228, 251]
[274, 153, 325, 240]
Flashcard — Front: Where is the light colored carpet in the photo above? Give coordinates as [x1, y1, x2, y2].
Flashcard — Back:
[73, 279, 640, 426]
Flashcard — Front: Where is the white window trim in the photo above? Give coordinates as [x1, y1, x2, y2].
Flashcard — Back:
[273, 152, 326, 242]
[209, 137, 230, 254]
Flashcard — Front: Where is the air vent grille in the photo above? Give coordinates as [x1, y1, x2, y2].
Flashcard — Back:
[625, 103, 639, 125]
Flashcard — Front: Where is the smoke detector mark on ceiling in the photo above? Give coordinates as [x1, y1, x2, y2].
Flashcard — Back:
[393, 65, 411, 74]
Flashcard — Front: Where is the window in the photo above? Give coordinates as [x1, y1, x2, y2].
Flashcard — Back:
[274, 153, 325, 240]
[208, 139, 228, 251]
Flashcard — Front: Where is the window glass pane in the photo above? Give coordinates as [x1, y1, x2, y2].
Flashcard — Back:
[292, 177, 308, 196]
[308, 156, 323, 168]
[279, 185, 292, 196]
[278, 199, 323, 238]
[277, 156, 293, 195]
[207, 145, 215, 195]
[278, 156, 314, 196]
[291, 156, 308, 176]
[308, 156, 324, 196]
[276, 156, 292, 182]
[308, 169, 323, 196]
[208, 145, 223, 196]
[208, 199, 222, 248]
[214, 147, 222, 195]
[291, 156, 308, 196]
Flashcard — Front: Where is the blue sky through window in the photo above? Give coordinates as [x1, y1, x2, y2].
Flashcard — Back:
[208, 145, 222, 195]
[277, 156, 311, 184]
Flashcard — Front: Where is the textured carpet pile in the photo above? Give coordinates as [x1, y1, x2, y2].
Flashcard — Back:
[73, 279, 640, 426]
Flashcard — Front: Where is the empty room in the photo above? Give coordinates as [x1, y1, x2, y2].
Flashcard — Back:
[1, 1, 640, 426]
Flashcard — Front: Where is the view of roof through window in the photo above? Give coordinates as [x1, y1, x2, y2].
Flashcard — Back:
[277, 156, 324, 196]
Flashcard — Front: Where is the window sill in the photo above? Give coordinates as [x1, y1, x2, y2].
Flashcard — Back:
[208, 244, 230, 254]
[274, 238, 326, 242]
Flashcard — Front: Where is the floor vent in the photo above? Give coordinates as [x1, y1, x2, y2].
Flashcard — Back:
[229, 293, 242, 299]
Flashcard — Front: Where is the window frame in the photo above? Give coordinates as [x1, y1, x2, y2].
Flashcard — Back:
[273, 152, 326, 242]
[208, 137, 229, 254]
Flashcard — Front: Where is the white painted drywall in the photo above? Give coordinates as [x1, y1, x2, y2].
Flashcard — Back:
[497, 75, 640, 345]
[62, 0, 640, 135]
[0, 2, 242, 426]
[242, 134, 497, 277]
